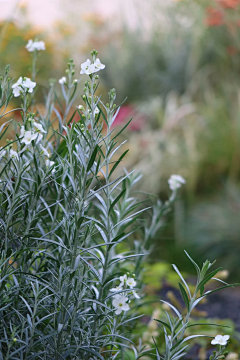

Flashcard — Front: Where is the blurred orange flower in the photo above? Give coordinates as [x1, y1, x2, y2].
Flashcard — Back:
[205, 7, 224, 26]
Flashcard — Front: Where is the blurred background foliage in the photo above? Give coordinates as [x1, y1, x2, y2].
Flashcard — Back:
[1, 0, 240, 357]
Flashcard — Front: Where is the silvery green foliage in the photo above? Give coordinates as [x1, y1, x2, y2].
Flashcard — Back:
[0, 49, 180, 360]
[154, 253, 237, 360]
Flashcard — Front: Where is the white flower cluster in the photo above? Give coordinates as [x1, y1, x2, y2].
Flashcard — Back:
[168, 174, 186, 191]
[0, 147, 19, 161]
[12, 77, 36, 97]
[26, 39, 46, 52]
[80, 58, 105, 75]
[110, 274, 140, 315]
[20, 121, 46, 146]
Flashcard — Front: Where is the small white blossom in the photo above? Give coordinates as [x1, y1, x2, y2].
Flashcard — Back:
[26, 39, 46, 52]
[112, 295, 130, 315]
[211, 335, 230, 346]
[35, 133, 43, 144]
[94, 58, 105, 71]
[33, 122, 47, 133]
[46, 160, 56, 174]
[119, 274, 127, 286]
[12, 77, 36, 97]
[12, 77, 23, 97]
[9, 149, 19, 160]
[94, 107, 100, 116]
[22, 78, 36, 93]
[40, 145, 50, 158]
[59, 76, 67, 85]
[21, 131, 38, 146]
[131, 290, 140, 299]
[0, 147, 6, 159]
[126, 278, 136, 288]
[80, 59, 92, 75]
[110, 285, 123, 293]
[77, 105, 84, 111]
[20, 126, 26, 137]
[168, 174, 186, 191]
[46, 160, 55, 168]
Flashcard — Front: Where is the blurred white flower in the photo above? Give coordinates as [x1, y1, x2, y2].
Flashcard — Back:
[46, 160, 55, 174]
[9, 149, 19, 160]
[131, 290, 140, 299]
[126, 278, 136, 288]
[211, 335, 230, 346]
[40, 144, 50, 158]
[26, 39, 46, 52]
[12, 77, 36, 97]
[46, 160, 55, 168]
[20, 126, 26, 137]
[94, 58, 105, 71]
[168, 174, 186, 191]
[33, 122, 47, 133]
[77, 105, 84, 111]
[112, 295, 130, 315]
[0, 147, 6, 159]
[59, 76, 67, 85]
[21, 131, 38, 145]
[110, 285, 123, 293]
[119, 274, 127, 286]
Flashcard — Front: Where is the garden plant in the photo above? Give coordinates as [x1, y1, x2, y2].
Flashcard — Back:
[0, 41, 237, 359]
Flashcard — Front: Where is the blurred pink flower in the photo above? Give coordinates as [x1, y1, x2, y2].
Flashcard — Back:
[113, 105, 146, 131]
[219, 0, 240, 9]
[205, 7, 224, 27]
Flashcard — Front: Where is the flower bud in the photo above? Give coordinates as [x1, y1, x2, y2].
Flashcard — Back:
[73, 79, 78, 84]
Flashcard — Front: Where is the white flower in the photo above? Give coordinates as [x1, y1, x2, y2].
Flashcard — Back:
[26, 39, 45, 52]
[131, 290, 140, 299]
[126, 278, 136, 289]
[59, 76, 67, 85]
[119, 274, 127, 286]
[20, 126, 26, 137]
[80, 58, 105, 75]
[77, 105, 84, 110]
[12, 77, 23, 97]
[110, 285, 123, 293]
[94, 107, 100, 116]
[12, 77, 36, 97]
[80, 59, 92, 75]
[22, 78, 36, 93]
[40, 144, 50, 158]
[112, 295, 130, 315]
[211, 335, 230, 346]
[21, 131, 38, 145]
[168, 174, 186, 191]
[46, 160, 55, 174]
[9, 149, 19, 160]
[0, 147, 6, 159]
[33, 122, 47, 133]
[35, 133, 43, 144]
[94, 58, 105, 71]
